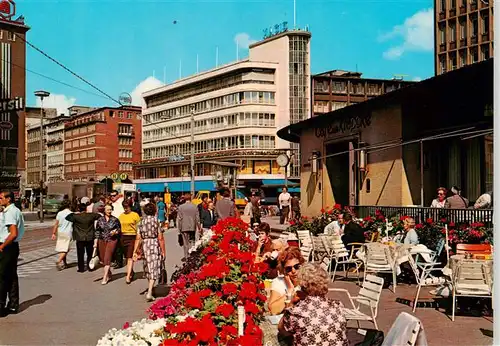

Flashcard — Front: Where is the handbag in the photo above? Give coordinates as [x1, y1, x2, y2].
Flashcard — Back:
[178, 232, 184, 247]
[89, 247, 99, 270]
[159, 264, 168, 285]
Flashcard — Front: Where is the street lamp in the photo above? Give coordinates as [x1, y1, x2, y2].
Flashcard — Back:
[190, 105, 195, 196]
[34, 90, 50, 223]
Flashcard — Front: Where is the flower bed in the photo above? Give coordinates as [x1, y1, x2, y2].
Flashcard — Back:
[287, 206, 493, 251]
[98, 218, 269, 346]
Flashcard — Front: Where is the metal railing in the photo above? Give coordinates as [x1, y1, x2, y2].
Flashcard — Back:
[350, 205, 493, 225]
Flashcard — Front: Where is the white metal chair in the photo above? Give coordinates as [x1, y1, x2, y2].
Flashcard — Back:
[381, 312, 427, 346]
[407, 250, 445, 312]
[363, 244, 397, 293]
[329, 274, 384, 330]
[311, 235, 327, 262]
[322, 237, 363, 282]
[451, 261, 492, 321]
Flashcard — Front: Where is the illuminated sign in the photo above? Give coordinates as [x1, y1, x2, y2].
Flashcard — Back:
[119, 92, 132, 106]
[0, 97, 23, 112]
[0, 0, 15, 21]
[263, 21, 288, 39]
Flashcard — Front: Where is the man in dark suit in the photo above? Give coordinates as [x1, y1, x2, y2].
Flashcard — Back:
[341, 212, 365, 251]
[200, 201, 218, 231]
[177, 193, 200, 259]
[215, 188, 235, 220]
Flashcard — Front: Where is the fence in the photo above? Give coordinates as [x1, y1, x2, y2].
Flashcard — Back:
[349, 205, 493, 225]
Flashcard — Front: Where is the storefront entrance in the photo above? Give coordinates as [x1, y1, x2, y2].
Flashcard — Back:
[325, 141, 351, 207]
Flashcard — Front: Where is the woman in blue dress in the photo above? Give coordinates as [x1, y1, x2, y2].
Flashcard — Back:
[156, 197, 166, 229]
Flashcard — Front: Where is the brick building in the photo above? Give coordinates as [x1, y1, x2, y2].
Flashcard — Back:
[434, 0, 493, 75]
[0, 12, 29, 194]
[64, 106, 141, 182]
[312, 70, 414, 117]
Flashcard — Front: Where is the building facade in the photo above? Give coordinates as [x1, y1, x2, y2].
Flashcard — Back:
[64, 106, 142, 182]
[46, 115, 66, 182]
[434, 0, 493, 75]
[312, 70, 414, 116]
[0, 12, 29, 195]
[278, 60, 493, 217]
[135, 27, 311, 193]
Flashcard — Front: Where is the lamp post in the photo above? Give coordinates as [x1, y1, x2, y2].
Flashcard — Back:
[34, 90, 50, 223]
[190, 106, 195, 196]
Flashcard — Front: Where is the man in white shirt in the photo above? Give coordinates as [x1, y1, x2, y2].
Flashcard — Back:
[324, 214, 344, 236]
[278, 187, 291, 225]
[109, 190, 125, 218]
[0, 190, 25, 316]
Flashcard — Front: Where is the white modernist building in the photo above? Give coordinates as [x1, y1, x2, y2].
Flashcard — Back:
[134, 27, 311, 195]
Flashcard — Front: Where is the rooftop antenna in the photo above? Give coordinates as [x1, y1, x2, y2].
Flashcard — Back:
[293, 0, 296, 29]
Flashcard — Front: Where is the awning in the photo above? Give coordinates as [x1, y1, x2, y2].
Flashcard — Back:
[137, 180, 217, 193]
[261, 179, 300, 187]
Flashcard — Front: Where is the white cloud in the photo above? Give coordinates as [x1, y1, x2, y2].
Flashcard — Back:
[35, 94, 76, 116]
[130, 76, 164, 108]
[234, 32, 257, 49]
[379, 8, 433, 60]
[413, 76, 422, 82]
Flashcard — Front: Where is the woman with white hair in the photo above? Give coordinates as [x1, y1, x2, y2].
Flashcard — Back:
[394, 217, 419, 246]
[278, 263, 348, 346]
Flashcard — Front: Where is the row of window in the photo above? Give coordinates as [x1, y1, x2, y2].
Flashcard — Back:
[47, 143, 63, 152]
[65, 163, 96, 173]
[47, 154, 64, 165]
[313, 80, 396, 95]
[119, 163, 133, 171]
[65, 136, 96, 149]
[438, 13, 490, 45]
[143, 112, 276, 142]
[144, 69, 275, 107]
[118, 124, 134, 135]
[439, 0, 485, 12]
[143, 91, 276, 124]
[65, 124, 96, 138]
[438, 44, 490, 73]
[119, 137, 133, 145]
[0, 30, 16, 41]
[313, 101, 349, 113]
[47, 166, 63, 177]
[119, 149, 133, 158]
[65, 150, 96, 162]
[143, 135, 276, 160]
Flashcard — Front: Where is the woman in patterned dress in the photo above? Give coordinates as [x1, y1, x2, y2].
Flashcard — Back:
[133, 202, 166, 302]
[278, 263, 348, 346]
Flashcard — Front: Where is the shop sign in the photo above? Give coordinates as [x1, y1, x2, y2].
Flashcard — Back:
[0, 0, 15, 22]
[263, 21, 288, 39]
[168, 155, 185, 162]
[315, 113, 372, 139]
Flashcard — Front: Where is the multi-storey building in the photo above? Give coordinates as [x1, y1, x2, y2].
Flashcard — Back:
[135, 26, 311, 193]
[46, 115, 66, 182]
[64, 106, 141, 182]
[26, 123, 47, 188]
[434, 0, 493, 75]
[0, 11, 29, 195]
[312, 70, 415, 116]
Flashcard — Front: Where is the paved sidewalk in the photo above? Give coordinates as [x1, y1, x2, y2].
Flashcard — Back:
[0, 229, 184, 346]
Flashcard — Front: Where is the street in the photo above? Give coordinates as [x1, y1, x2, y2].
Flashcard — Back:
[0, 227, 184, 346]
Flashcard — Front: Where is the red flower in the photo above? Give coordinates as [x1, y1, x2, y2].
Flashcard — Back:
[334, 203, 341, 210]
[239, 282, 257, 300]
[215, 303, 235, 318]
[244, 301, 260, 314]
[196, 314, 218, 343]
[415, 223, 423, 230]
[185, 292, 203, 309]
[198, 288, 212, 297]
[289, 220, 296, 226]
[320, 208, 325, 213]
[222, 283, 238, 296]
[220, 325, 238, 340]
[122, 322, 130, 329]
[426, 218, 433, 224]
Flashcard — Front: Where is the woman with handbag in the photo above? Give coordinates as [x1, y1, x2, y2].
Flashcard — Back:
[95, 204, 121, 285]
[133, 202, 166, 302]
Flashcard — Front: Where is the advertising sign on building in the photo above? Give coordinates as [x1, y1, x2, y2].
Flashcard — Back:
[0, 97, 24, 192]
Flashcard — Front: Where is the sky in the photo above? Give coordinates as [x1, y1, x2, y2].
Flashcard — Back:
[17, 0, 435, 115]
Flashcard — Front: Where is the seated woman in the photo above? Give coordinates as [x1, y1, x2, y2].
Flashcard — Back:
[257, 239, 288, 279]
[268, 246, 305, 315]
[253, 222, 273, 259]
[278, 263, 348, 346]
[394, 217, 419, 245]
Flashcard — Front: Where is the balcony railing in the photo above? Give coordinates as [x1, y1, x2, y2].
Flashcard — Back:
[350, 205, 493, 225]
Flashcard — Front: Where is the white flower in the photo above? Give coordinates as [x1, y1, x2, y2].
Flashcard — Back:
[96, 318, 167, 346]
[188, 230, 214, 253]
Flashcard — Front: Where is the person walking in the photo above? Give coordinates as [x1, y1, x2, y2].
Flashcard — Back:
[197, 194, 209, 217]
[118, 201, 140, 284]
[157, 197, 166, 229]
[200, 201, 218, 232]
[51, 199, 73, 270]
[95, 204, 122, 285]
[0, 190, 25, 317]
[109, 190, 125, 268]
[66, 204, 101, 273]
[176, 193, 200, 259]
[278, 187, 291, 224]
[133, 203, 166, 302]
[250, 192, 261, 225]
[215, 188, 235, 220]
